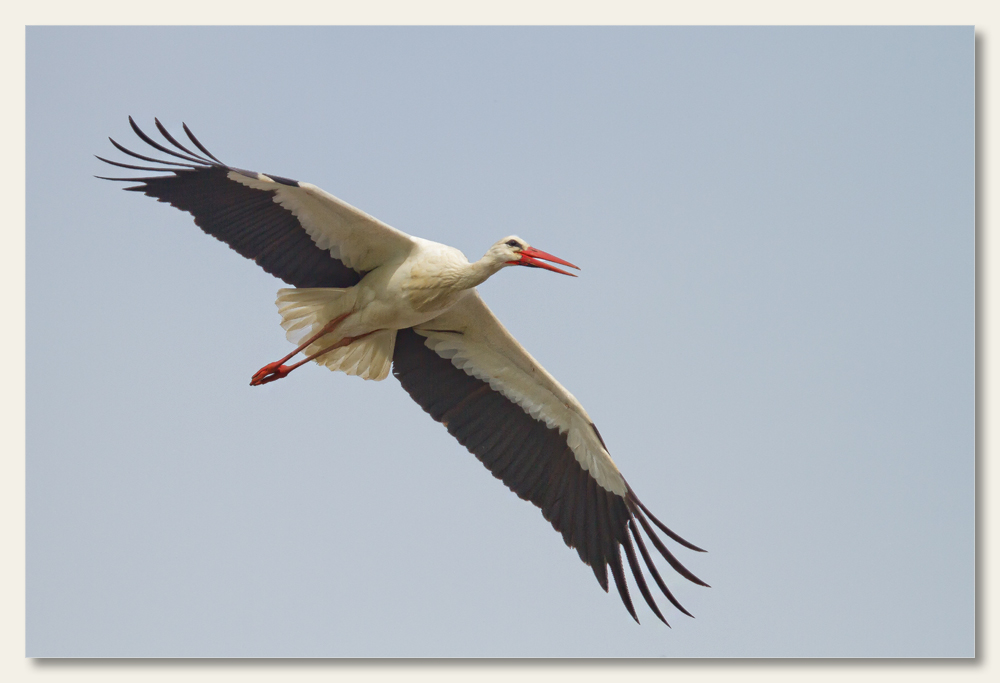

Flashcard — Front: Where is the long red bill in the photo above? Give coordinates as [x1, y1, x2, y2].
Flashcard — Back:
[514, 246, 581, 277]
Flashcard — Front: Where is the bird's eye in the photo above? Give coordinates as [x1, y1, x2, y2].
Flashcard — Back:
[505, 239, 520, 248]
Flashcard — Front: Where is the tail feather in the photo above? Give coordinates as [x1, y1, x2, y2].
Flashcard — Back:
[275, 288, 394, 381]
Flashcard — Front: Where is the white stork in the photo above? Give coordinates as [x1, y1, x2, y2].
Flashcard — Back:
[97, 117, 708, 625]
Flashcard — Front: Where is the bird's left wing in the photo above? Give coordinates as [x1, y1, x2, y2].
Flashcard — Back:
[97, 117, 416, 287]
[392, 292, 708, 624]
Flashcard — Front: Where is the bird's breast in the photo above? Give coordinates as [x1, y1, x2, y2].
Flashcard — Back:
[351, 253, 469, 332]
[402, 285, 466, 315]
[395, 244, 472, 315]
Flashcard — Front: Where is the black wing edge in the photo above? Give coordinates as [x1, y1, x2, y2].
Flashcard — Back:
[96, 117, 362, 289]
[392, 327, 709, 625]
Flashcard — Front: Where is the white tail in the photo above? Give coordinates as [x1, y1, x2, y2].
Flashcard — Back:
[275, 288, 395, 381]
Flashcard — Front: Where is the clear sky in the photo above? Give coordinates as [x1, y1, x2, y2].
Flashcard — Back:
[26, 26, 973, 657]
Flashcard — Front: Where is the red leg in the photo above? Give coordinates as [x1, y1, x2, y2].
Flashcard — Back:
[250, 331, 376, 386]
[250, 311, 352, 386]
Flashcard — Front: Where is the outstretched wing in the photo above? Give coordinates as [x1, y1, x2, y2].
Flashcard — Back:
[97, 117, 416, 287]
[392, 292, 708, 624]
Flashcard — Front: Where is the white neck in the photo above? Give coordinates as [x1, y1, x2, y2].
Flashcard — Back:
[452, 255, 506, 290]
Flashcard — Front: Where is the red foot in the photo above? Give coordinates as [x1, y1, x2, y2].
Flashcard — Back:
[250, 362, 292, 386]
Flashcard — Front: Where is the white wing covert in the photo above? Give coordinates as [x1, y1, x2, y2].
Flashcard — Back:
[414, 291, 627, 496]
[227, 174, 416, 273]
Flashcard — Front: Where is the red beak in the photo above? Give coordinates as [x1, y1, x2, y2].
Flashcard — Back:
[511, 247, 581, 277]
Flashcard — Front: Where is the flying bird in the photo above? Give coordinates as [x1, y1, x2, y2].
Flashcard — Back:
[97, 117, 708, 625]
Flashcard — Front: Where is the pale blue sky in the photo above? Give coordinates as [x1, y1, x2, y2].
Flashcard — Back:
[26, 26, 972, 657]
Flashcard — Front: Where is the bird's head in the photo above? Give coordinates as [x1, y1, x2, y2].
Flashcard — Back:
[488, 236, 580, 277]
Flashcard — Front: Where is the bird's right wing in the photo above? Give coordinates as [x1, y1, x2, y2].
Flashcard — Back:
[392, 292, 708, 624]
[97, 117, 416, 288]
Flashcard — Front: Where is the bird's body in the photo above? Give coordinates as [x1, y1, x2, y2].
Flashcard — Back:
[98, 118, 708, 625]
[319, 237, 507, 338]
[392, 238, 491, 315]
[274, 236, 484, 378]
